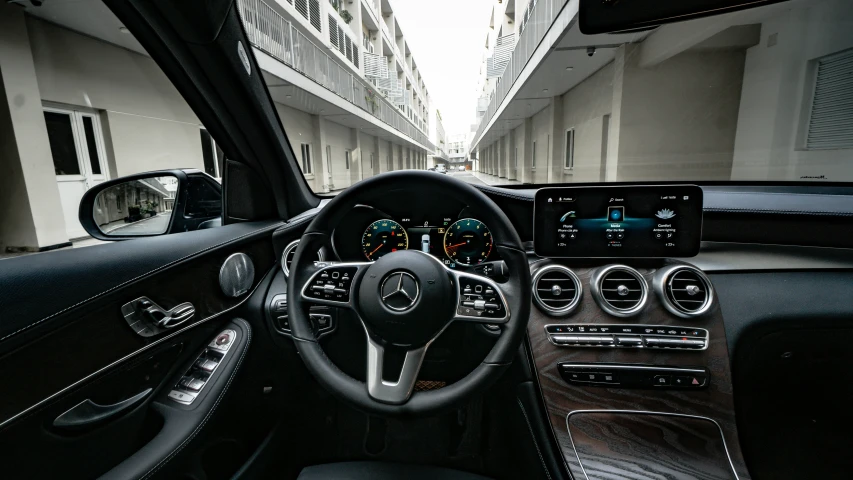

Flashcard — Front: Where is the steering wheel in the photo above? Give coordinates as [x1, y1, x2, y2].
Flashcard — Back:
[287, 171, 530, 416]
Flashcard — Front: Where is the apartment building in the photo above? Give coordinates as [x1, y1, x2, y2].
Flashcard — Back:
[447, 133, 470, 168]
[0, 0, 434, 252]
[471, 0, 853, 184]
[429, 110, 448, 166]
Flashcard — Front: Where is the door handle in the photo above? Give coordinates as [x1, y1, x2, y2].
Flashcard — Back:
[122, 297, 195, 337]
[53, 388, 152, 430]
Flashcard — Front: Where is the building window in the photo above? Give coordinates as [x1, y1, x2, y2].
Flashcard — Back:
[300, 143, 313, 174]
[565, 129, 575, 169]
[806, 49, 853, 150]
[345, 150, 351, 169]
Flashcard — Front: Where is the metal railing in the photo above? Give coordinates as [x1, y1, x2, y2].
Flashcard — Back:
[471, 0, 568, 147]
[237, 0, 434, 150]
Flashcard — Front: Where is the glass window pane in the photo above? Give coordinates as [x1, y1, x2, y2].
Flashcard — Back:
[44, 111, 80, 175]
[82, 116, 102, 175]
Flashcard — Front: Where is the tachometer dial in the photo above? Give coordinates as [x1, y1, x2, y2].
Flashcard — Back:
[362, 219, 408, 261]
[444, 218, 493, 266]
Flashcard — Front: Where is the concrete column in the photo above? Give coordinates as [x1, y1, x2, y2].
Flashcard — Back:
[311, 115, 331, 193]
[0, 7, 70, 251]
[396, 144, 404, 171]
[507, 132, 517, 180]
[520, 118, 534, 184]
[350, 128, 361, 185]
[547, 96, 564, 183]
[497, 137, 506, 178]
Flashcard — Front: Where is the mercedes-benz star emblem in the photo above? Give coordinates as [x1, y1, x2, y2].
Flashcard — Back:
[380, 272, 420, 311]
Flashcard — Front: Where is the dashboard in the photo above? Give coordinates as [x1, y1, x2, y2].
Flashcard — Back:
[331, 203, 500, 269]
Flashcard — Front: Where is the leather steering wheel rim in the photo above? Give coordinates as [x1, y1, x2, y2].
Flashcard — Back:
[287, 170, 530, 417]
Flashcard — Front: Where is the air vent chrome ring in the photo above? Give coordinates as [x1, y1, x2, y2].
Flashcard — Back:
[590, 265, 648, 318]
[532, 265, 583, 316]
[281, 239, 324, 277]
[654, 264, 714, 318]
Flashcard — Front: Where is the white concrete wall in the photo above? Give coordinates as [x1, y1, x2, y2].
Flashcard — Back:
[360, 131, 377, 178]
[275, 102, 318, 189]
[0, 8, 69, 250]
[614, 44, 745, 181]
[106, 112, 204, 176]
[732, 0, 853, 181]
[27, 16, 205, 177]
[324, 119, 354, 189]
[561, 63, 614, 183]
[531, 106, 551, 184]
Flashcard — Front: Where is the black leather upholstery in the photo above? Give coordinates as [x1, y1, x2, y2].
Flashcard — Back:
[0, 221, 279, 350]
[297, 462, 493, 480]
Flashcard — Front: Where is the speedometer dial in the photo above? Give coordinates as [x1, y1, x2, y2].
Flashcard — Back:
[444, 218, 493, 266]
[362, 219, 408, 261]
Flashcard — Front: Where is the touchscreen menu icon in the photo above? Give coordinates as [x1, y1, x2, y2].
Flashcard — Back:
[607, 206, 624, 222]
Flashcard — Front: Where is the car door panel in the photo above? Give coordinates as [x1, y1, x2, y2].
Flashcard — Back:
[0, 231, 275, 425]
[0, 220, 280, 347]
[0, 219, 299, 479]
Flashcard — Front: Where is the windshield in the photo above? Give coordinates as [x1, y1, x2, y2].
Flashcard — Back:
[237, 0, 852, 191]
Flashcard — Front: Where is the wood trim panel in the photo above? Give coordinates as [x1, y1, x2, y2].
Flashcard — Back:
[0, 238, 274, 428]
[527, 261, 751, 479]
[568, 411, 736, 480]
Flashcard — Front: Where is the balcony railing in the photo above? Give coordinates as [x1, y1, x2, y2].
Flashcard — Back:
[472, 0, 569, 146]
[237, 0, 433, 150]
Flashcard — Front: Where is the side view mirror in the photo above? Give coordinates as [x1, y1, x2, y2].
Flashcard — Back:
[78, 169, 222, 241]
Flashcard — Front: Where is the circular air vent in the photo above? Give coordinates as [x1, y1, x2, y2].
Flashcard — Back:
[590, 265, 648, 317]
[532, 265, 582, 316]
[281, 240, 324, 277]
[654, 265, 714, 318]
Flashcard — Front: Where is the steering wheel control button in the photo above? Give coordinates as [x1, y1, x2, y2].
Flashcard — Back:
[559, 364, 710, 389]
[456, 276, 506, 320]
[304, 266, 360, 304]
[546, 324, 708, 350]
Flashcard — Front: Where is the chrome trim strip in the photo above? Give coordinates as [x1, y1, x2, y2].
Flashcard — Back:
[565, 409, 740, 480]
[558, 364, 707, 375]
[0, 267, 274, 430]
[544, 324, 710, 351]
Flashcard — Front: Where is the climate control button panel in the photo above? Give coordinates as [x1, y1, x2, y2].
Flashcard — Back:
[545, 324, 708, 350]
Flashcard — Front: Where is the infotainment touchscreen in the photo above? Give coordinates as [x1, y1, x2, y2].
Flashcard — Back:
[533, 185, 703, 258]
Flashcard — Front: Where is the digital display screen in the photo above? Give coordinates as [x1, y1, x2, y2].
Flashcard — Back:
[534, 185, 703, 258]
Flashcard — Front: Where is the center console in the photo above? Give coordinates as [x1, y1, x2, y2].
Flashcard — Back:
[527, 186, 749, 479]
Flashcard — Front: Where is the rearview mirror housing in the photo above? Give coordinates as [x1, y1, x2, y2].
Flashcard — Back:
[78, 169, 222, 241]
[579, 0, 788, 34]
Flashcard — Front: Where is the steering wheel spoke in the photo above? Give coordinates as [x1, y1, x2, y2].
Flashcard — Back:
[300, 261, 371, 309]
[365, 336, 429, 404]
[450, 270, 510, 324]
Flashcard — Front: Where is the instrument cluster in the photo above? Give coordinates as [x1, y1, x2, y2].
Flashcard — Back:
[332, 205, 498, 268]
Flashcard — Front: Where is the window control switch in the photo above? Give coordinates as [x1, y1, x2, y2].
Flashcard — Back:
[198, 359, 218, 373]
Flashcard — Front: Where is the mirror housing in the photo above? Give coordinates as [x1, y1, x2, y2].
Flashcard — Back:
[78, 169, 222, 241]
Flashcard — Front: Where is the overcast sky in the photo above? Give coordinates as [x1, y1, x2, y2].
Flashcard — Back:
[391, 0, 493, 137]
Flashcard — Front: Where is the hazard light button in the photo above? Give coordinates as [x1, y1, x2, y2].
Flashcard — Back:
[675, 375, 707, 387]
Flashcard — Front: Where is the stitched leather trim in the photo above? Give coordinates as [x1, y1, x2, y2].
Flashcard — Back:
[516, 397, 552, 480]
[0, 223, 280, 345]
